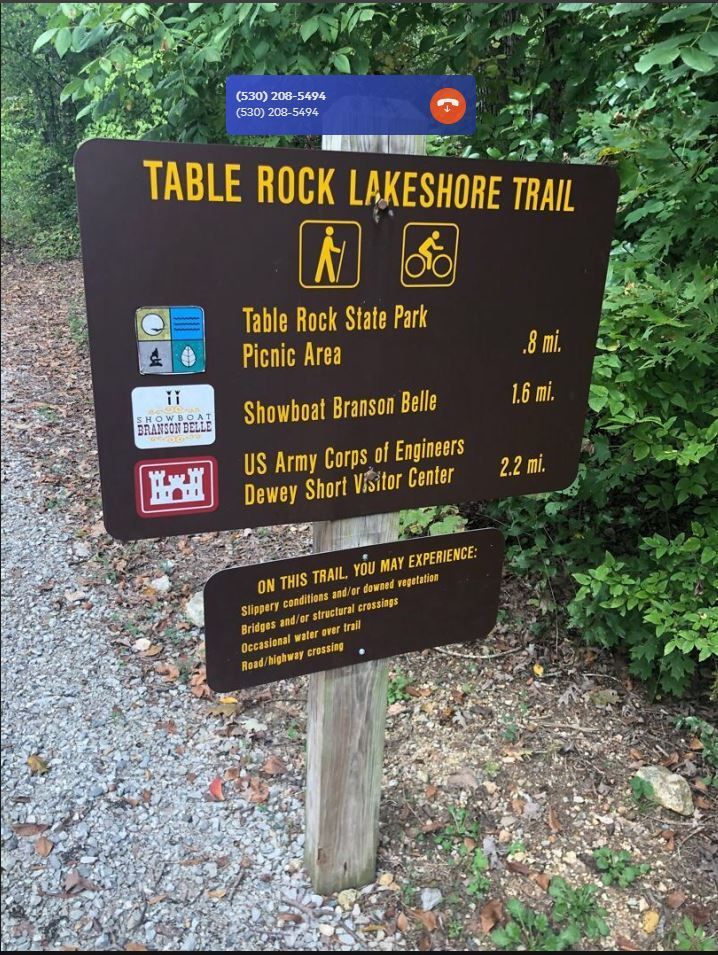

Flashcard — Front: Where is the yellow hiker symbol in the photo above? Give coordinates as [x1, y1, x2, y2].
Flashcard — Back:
[299, 220, 361, 289]
[401, 222, 459, 287]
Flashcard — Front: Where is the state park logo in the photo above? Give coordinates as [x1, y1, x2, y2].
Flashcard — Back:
[134, 455, 219, 518]
[135, 306, 206, 375]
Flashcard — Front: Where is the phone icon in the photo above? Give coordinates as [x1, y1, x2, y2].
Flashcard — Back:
[430, 87, 467, 125]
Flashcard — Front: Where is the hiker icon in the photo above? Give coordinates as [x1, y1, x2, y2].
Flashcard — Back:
[401, 222, 459, 288]
[299, 220, 361, 289]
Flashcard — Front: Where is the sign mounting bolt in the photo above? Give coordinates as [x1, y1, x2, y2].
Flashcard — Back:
[372, 194, 394, 224]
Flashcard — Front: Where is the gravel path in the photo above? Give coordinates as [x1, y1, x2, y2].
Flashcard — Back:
[0, 445, 397, 951]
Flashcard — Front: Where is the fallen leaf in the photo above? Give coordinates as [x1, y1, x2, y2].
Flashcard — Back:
[425, 784, 438, 799]
[27, 755, 49, 775]
[208, 777, 224, 801]
[143, 644, 162, 657]
[12, 822, 49, 837]
[207, 887, 227, 899]
[207, 703, 241, 717]
[659, 829, 676, 852]
[386, 701, 407, 717]
[278, 912, 303, 924]
[506, 860, 531, 876]
[148, 894, 167, 905]
[480, 899, 504, 934]
[642, 910, 660, 934]
[242, 776, 269, 804]
[378, 872, 394, 886]
[547, 805, 561, 833]
[125, 945, 148, 952]
[421, 820, 445, 833]
[219, 695, 238, 704]
[533, 663, 544, 678]
[531, 872, 551, 891]
[35, 836, 53, 857]
[406, 685, 432, 698]
[64, 870, 99, 895]
[411, 909, 438, 932]
[695, 795, 711, 810]
[683, 903, 710, 926]
[418, 934, 432, 952]
[396, 912, 409, 933]
[132, 637, 151, 653]
[261, 755, 287, 775]
[666, 889, 686, 910]
[447, 769, 479, 790]
[615, 935, 641, 951]
[155, 662, 180, 681]
[688, 736, 704, 751]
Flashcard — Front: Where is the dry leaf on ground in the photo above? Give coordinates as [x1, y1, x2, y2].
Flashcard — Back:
[35, 836, 53, 857]
[27, 754, 49, 775]
[12, 822, 49, 837]
[208, 777, 224, 801]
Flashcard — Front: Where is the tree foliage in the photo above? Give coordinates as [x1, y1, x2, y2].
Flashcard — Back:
[3, 2, 717, 694]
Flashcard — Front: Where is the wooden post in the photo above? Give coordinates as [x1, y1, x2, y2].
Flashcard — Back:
[305, 133, 426, 894]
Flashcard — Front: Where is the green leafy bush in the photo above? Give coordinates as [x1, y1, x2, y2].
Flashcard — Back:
[673, 917, 718, 952]
[16, 2, 718, 693]
[593, 847, 651, 887]
[400, 505, 467, 539]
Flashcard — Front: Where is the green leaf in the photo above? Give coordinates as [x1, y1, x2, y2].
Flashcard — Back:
[635, 39, 683, 73]
[589, 385, 609, 413]
[698, 32, 718, 56]
[332, 52, 351, 74]
[680, 48, 715, 72]
[658, 3, 713, 23]
[300, 17, 319, 41]
[55, 27, 72, 59]
[33, 28, 57, 53]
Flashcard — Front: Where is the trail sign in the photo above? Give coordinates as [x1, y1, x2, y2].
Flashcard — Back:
[75, 139, 618, 540]
[205, 528, 503, 691]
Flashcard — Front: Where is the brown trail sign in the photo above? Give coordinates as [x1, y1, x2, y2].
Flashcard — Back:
[74, 138, 618, 541]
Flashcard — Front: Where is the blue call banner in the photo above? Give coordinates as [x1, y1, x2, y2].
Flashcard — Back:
[226, 75, 476, 136]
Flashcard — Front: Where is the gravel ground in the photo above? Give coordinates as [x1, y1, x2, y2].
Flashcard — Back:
[0, 447, 402, 951]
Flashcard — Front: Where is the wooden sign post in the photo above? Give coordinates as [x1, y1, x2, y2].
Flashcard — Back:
[305, 134, 426, 894]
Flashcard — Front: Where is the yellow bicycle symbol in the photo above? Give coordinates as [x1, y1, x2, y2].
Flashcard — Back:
[401, 223, 459, 287]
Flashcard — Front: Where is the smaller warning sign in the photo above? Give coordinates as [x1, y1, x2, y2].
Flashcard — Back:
[131, 384, 215, 449]
[134, 455, 218, 517]
[136, 306, 206, 375]
[205, 528, 503, 691]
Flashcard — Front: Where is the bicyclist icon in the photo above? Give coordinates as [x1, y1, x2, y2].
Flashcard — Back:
[401, 222, 459, 288]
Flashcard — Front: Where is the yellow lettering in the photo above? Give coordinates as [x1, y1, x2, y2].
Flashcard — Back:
[143, 159, 163, 200]
[225, 163, 241, 202]
[186, 162, 204, 201]
[163, 161, 183, 201]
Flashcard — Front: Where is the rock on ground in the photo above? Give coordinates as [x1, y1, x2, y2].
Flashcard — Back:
[635, 766, 694, 817]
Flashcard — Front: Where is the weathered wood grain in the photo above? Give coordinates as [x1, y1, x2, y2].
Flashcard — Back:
[304, 131, 426, 894]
